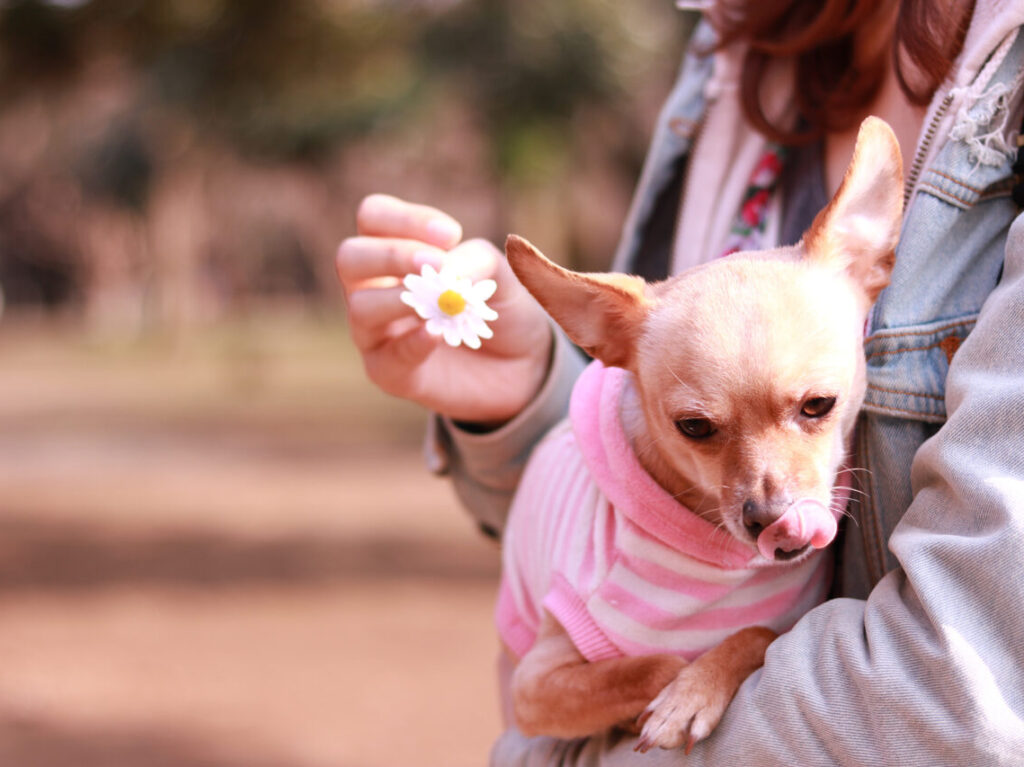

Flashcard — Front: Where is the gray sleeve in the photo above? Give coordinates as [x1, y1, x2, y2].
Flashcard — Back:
[491, 212, 1024, 765]
[427, 324, 587, 536]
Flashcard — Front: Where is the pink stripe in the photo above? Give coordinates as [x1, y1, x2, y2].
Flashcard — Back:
[593, 553, 828, 636]
[495, 578, 537, 658]
[595, 580, 693, 631]
[615, 549, 735, 603]
[591, 568, 828, 662]
[580, 494, 618, 593]
[672, 558, 828, 632]
[544, 436, 576, 570]
[565, 460, 601, 587]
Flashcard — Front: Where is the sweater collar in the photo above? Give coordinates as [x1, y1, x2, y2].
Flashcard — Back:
[570, 360, 757, 569]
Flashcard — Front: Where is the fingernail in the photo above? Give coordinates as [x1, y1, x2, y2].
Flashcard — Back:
[413, 249, 444, 270]
[425, 217, 461, 246]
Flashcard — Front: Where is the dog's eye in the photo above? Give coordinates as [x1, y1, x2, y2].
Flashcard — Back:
[675, 418, 716, 440]
[800, 396, 836, 419]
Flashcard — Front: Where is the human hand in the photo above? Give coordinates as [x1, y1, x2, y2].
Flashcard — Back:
[337, 194, 552, 425]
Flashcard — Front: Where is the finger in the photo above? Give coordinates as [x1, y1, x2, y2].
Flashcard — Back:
[346, 285, 416, 351]
[356, 194, 462, 249]
[442, 238, 508, 286]
[364, 324, 438, 390]
[336, 237, 445, 291]
[445, 238, 535, 312]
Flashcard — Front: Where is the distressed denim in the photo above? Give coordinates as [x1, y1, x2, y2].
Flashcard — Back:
[843, 28, 1024, 597]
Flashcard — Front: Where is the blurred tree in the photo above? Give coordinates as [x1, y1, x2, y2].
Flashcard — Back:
[0, 0, 689, 314]
[0, 0, 687, 163]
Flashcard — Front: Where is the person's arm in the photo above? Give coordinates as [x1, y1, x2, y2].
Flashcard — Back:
[491, 212, 1024, 765]
[428, 326, 586, 537]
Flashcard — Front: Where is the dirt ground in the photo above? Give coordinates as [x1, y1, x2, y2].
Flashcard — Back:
[0, 315, 504, 767]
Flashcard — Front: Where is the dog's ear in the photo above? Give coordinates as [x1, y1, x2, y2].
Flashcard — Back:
[505, 235, 649, 370]
[804, 116, 903, 305]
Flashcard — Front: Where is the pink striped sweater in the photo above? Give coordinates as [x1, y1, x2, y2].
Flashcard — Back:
[497, 360, 831, 662]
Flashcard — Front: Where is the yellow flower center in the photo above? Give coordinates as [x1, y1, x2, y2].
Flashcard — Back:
[437, 289, 466, 316]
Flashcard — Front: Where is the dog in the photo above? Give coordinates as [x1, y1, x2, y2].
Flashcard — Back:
[496, 117, 902, 752]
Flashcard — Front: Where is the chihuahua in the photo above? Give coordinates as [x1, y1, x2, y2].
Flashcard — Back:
[497, 117, 902, 752]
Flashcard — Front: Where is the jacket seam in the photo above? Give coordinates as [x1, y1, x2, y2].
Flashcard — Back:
[919, 182, 975, 207]
[862, 400, 947, 421]
[866, 383, 945, 400]
[867, 339, 952, 359]
[856, 415, 885, 586]
[927, 168, 985, 195]
[866, 318, 976, 343]
[980, 187, 1013, 201]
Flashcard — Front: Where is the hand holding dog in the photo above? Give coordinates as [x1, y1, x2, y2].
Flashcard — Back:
[337, 194, 552, 425]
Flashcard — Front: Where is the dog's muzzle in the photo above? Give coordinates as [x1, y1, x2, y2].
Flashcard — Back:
[756, 499, 837, 561]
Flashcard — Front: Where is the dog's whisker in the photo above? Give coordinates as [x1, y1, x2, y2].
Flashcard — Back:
[683, 486, 728, 514]
[843, 466, 874, 481]
[663, 361, 686, 389]
[832, 484, 867, 499]
[828, 500, 859, 526]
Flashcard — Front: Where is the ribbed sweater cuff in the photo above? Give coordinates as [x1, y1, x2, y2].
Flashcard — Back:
[543, 573, 620, 662]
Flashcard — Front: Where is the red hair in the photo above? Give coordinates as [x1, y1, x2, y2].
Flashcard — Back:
[709, 0, 976, 144]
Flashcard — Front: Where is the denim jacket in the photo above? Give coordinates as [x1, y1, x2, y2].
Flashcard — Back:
[439, 6, 1024, 765]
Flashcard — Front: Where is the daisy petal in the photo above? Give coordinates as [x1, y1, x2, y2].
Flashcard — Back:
[455, 317, 480, 349]
[451, 277, 474, 299]
[472, 279, 497, 302]
[438, 264, 460, 281]
[402, 273, 425, 291]
[442, 325, 462, 347]
[474, 305, 499, 322]
[424, 318, 446, 337]
[400, 291, 433, 319]
[438, 267, 461, 290]
[466, 313, 493, 339]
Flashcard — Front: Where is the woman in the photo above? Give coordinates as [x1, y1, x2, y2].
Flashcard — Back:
[337, 1, 1024, 762]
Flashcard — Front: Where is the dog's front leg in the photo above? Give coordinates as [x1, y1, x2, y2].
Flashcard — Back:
[512, 611, 686, 738]
[636, 625, 777, 753]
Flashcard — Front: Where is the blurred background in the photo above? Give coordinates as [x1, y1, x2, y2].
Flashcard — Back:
[0, 0, 691, 765]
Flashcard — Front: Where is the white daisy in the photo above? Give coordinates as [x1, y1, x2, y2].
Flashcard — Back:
[400, 263, 498, 349]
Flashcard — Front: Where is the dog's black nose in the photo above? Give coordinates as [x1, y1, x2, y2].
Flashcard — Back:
[742, 499, 783, 538]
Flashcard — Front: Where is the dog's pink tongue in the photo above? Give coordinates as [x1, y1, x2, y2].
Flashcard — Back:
[756, 500, 837, 560]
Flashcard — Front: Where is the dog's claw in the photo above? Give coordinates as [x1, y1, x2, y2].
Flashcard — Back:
[633, 707, 654, 751]
[685, 731, 698, 755]
[682, 715, 697, 754]
[683, 714, 696, 752]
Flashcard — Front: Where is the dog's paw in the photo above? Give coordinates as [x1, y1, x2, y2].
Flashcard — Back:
[633, 664, 733, 754]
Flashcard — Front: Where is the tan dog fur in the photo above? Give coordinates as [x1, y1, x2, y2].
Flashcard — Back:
[500, 117, 903, 751]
